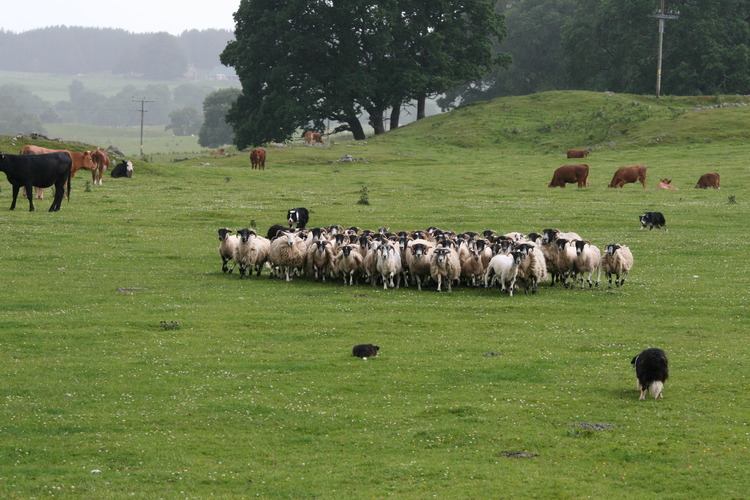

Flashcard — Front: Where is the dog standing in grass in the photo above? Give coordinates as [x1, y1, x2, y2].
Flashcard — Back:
[631, 348, 669, 400]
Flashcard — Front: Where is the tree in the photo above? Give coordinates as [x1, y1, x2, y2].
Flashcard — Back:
[166, 107, 203, 136]
[199, 88, 241, 148]
[134, 33, 189, 80]
[221, 0, 506, 146]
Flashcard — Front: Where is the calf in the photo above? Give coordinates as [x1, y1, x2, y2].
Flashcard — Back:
[0, 152, 72, 211]
[608, 165, 647, 189]
[91, 149, 110, 185]
[548, 164, 589, 188]
[111, 160, 133, 178]
[656, 178, 678, 190]
[695, 172, 720, 189]
[250, 147, 266, 170]
[566, 149, 589, 158]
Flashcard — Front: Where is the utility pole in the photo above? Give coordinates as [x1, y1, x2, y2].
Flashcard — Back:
[133, 97, 155, 157]
[654, 0, 680, 98]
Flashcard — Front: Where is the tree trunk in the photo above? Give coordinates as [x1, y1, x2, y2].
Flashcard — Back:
[390, 104, 400, 130]
[345, 115, 366, 140]
[417, 95, 426, 120]
[367, 108, 386, 135]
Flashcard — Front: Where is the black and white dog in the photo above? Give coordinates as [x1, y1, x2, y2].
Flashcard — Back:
[631, 348, 669, 400]
[352, 344, 379, 359]
[640, 211, 667, 231]
[287, 207, 309, 229]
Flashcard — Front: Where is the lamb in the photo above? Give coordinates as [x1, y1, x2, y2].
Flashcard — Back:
[334, 244, 364, 286]
[430, 247, 461, 292]
[306, 239, 334, 282]
[406, 240, 435, 291]
[484, 251, 522, 296]
[376, 241, 403, 289]
[601, 244, 634, 287]
[236, 228, 271, 278]
[515, 243, 548, 294]
[218, 228, 240, 273]
[572, 240, 602, 289]
[268, 231, 307, 282]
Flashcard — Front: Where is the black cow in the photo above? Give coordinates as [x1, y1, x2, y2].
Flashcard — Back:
[0, 152, 72, 212]
[111, 160, 133, 178]
[287, 207, 309, 229]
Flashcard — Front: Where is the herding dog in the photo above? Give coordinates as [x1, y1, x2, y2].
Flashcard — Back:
[631, 348, 669, 400]
[639, 211, 667, 232]
[352, 344, 379, 358]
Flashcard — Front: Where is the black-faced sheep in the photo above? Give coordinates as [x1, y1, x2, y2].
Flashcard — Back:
[406, 240, 435, 291]
[430, 247, 460, 292]
[218, 228, 240, 273]
[236, 228, 271, 278]
[572, 240, 602, 289]
[515, 243, 548, 294]
[306, 240, 334, 282]
[601, 244, 634, 287]
[334, 244, 364, 286]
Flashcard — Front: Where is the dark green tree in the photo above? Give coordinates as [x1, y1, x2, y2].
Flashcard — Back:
[166, 107, 203, 136]
[199, 88, 241, 148]
[221, 0, 506, 145]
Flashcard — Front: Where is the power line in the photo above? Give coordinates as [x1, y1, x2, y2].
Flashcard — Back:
[654, 0, 680, 98]
[132, 96, 155, 157]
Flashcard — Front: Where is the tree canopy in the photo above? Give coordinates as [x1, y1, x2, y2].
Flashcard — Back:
[199, 88, 241, 148]
[221, 0, 507, 146]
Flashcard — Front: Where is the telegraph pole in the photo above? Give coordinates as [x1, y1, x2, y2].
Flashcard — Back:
[654, 0, 680, 98]
[133, 97, 155, 157]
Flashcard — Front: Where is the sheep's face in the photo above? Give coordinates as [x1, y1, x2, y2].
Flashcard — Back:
[341, 245, 353, 258]
[607, 244, 620, 256]
[315, 241, 328, 253]
[283, 232, 298, 246]
[556, 238, 569, 252]
[511, 251, 522, 265]
[411, 243, 426, 257]
[574, 240, 587, 256]
[542, 229, 557, 244]
[435, 248, 449, 262]
[218, 228, 232, 241]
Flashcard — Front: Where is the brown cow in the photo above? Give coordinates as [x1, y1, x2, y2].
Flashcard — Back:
[656, 178, 679, 190]
[566, 149, 589, 158]
[548, 164, 590, 188]
[303, 131, 324, 145]
[250, 148, 266, 170]
[21, 145, 96, 199]
[608, 165, 647, 189]
[91, 149, 110, 186]
[695, 172, 720, 189]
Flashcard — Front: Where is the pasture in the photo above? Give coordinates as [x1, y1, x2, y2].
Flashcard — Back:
[0, 91, 748, 498]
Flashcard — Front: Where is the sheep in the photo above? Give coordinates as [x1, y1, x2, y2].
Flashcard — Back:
[306, 239, 334, 282]
[430, 247, 460, 292]
[554, 238, 579, 287]
[334, 244, 364, 285]
[236, 228, 271, 278]
[541, 228, 581, 286]
[572, 240, 602, 289]
[484, 251, 522, 296]
[268, 231, 307, 281]
[601, 244, 634, 287]
[218, 228, 240, 273]
[376, 241, 403, 289]
[515, 243, 548, 294]
[460, 248, 485, 287]
[405, 240, 435, 291]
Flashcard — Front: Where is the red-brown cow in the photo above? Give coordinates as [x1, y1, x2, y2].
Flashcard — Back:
[21, 145, 96, 199]
[303, 131, 324, 145]
[250, 147, 266, 170]
[548, 164, 590, 188]
[695, 172, 720, 189]
[90, 149, 110, 186]
[608, 165, 647, 189]
[656, 178, 678, 190]
[566, 149, 589, 158]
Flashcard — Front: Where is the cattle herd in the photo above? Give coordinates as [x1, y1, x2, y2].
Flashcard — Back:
[218, 212, 637, 295]
[551, 148, 720, 190]
[0, 144, 133, 211]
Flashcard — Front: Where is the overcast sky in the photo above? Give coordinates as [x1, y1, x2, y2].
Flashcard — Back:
[0, 0, 240, 35]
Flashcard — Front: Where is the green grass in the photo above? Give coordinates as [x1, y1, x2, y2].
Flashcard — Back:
[0, 91, 748, 498]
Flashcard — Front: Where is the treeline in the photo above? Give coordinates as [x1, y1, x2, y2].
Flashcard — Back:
[0, 27, 234, 78]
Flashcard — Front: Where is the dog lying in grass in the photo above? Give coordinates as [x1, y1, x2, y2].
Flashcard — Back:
[352, 344, 379, 359]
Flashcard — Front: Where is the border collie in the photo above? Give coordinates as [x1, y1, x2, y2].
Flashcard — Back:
[287, 207, 310, 229]
[631, 348, 669, 400]
[352, 344, 379, 358]
[640, 211, 667, 232]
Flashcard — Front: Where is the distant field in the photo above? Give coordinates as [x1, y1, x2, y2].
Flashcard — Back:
[0, 91, 748, 499]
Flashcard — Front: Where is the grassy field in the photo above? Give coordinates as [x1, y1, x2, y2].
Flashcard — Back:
[0, 91, 748, 498]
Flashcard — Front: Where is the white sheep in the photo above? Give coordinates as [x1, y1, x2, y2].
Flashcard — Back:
[306, 239, 334, 282]
[515, 243, 548, 294]
[376, 241, 403, 289]
[484, 251, 522, 296]
[572, 240, 602, 289]
[218, 228, 240, 273]
[430, 246, 460, 292]
[405, 239, 435, 291]
[236, 228, 271, 278]
[334, 244, 364, 285]
[601, 244, 634, 287]
[268, 231, 307, 282]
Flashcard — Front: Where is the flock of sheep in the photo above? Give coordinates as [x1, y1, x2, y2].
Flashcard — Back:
[217, 222, 634, 295]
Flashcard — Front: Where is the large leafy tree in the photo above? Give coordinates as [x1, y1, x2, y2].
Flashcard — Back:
[221, 0, 506, 146]
[199, 88, 241, 148]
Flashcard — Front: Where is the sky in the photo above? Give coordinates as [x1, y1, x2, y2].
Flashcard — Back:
[0, 0, 240, 35]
